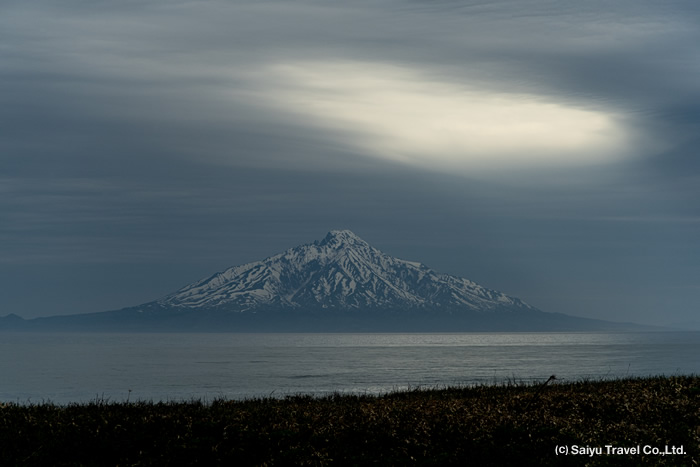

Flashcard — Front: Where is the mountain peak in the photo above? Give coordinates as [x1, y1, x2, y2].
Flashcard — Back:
[318, 229, 368, 248]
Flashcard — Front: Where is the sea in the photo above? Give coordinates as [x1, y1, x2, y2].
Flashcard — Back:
[1, 332, 699, 405]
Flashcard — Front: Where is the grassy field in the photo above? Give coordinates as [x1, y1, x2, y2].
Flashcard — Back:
[1, 376, 698, 466]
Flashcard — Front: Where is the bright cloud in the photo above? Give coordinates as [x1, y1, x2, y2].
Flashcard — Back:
[256, 61, 632, 171]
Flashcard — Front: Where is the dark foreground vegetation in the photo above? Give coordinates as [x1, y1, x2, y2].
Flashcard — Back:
[1, 376, 699, 466]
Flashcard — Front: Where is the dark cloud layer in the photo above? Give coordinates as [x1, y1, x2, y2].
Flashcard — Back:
[2, 0, 699, 326]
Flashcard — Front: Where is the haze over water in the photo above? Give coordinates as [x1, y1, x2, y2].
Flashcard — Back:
[2, 332, 698, 405]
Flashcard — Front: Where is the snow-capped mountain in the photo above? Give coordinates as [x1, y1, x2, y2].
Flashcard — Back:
[7, 230, 649, 331]
[157, 230, 534, 314]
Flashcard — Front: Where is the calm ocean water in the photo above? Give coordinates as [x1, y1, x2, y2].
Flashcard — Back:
[1, 332, 698, 404]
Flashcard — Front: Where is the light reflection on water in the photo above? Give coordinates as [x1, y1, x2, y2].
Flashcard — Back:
[1, 332, 698, 404]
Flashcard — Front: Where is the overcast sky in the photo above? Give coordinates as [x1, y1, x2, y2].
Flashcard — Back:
[2, 0, 699, 327]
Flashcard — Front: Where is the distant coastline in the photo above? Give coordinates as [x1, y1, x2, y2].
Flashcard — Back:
[0, 309, 658, 333]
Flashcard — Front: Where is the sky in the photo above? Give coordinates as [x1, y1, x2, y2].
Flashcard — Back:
[2, 0, 699, 327]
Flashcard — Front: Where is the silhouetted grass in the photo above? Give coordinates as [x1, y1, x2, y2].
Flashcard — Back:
[1, 376, 698, 465]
